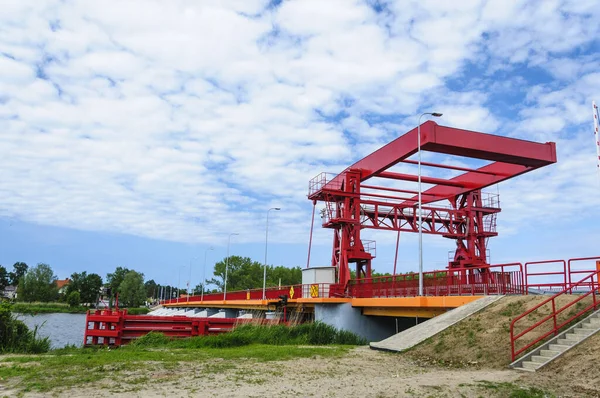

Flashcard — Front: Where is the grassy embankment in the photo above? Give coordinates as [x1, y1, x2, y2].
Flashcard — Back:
[407, 295, 595, 369]
[10, 302, 149, 315]
[0, 322, 365, 394]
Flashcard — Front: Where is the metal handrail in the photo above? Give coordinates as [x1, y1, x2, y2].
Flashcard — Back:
[510, 269, 600, 362]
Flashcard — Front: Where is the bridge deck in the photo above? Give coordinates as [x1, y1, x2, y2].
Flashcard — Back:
[164, 296, 485, 318]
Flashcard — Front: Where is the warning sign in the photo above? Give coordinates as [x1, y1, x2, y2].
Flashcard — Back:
[289, 286, 295, 299]
[310, 284, 319, 298]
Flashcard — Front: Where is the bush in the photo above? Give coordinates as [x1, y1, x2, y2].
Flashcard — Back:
[67, 291, 81, 308]
[129, 322, 366, 349]
[130, 332, 170, 347]
[0, 302, 50, 353]
[126, 307, 150, 315]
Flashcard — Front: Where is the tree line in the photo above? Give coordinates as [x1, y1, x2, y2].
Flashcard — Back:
[1, 256, 305, 307]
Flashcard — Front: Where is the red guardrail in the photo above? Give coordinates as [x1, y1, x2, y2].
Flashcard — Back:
[568, 256, 600, 287]
[524, 259, 567, 292]
[348, 263, 524, 298]
[157, 256, 599, 304]
[161, 283, 346, 305]
[510, 270, 600, 362]
[83, 309, 252, 346]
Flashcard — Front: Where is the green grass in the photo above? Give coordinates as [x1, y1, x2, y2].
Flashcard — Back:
[0, 322, 363, 394]
[473, 381, 554, 398]
[0, 344, 350, 394]
[11, 302, 150, 315]
[124, 307, 150, 315]
[11, 302, 89, 314]
[130, 322, 367, 349]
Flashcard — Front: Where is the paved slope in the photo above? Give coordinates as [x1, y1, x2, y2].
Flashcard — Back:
[370, 295, 503, 352]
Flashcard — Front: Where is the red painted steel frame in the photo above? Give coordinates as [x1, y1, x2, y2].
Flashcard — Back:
[510, 270, 600, 362]
[83, 309, 275, 346]
[308, 121, 557, 286]
[568, 256, 600, 286]
[524, 259, 567, 292]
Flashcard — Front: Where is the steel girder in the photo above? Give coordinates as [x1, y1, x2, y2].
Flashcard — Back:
[308, 122, 557, 286]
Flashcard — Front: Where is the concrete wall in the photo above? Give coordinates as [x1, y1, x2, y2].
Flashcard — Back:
[315, 303, 412, 342]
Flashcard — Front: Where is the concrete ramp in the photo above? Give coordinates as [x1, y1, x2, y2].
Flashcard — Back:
[370, 295, 503, 352]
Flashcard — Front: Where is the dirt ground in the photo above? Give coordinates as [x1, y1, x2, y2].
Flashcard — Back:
[6, 344, 598, 398]
[1, 347, 519, 398]
[5, 295, 599, 397]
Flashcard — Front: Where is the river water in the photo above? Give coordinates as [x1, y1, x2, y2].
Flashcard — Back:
[16, 313, 87, 349]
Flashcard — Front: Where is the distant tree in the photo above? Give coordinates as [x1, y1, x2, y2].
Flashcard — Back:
[267, 265, 302, 287]
[66, 291, 80, 307]
[0, 266, 9, 291]
[144, 279, 157, 298]
[18, 263, 58, 302]
[82, 273, 103, 304]
[119, 271, 145, 307]
[349, 268, 390, 280]
[207, 256, 302, 292]
[9, 262, 28, 286]
[208, 256, 263, 292]
[192, 283, 206, 296]
[66, 272, 103, 305]
[106, 267, 130, 295]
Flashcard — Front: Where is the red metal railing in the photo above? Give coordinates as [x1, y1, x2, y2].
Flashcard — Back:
[158, 256, 599, 304]
[160, 283, 346, 305]
[510, 270, 600, 362]
[524, 257, 600, 292]
[83, 309, 266, 346]
[348, 263, 524, 298]
[568, 256, 600, 286]
[524, 259, 567, 292]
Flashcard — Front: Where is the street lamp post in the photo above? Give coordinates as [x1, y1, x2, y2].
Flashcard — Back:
[177, 265, 186, 303]
[201, 246, 214, 302]
[224, 233, 239, 301]
[417, 112, 443, 297]
[187, 257, 198, 303]
[263, 207, 281, 300]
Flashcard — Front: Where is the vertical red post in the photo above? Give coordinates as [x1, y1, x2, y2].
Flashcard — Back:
[551, 299, 557, 336]
[306, 201, 316, 269]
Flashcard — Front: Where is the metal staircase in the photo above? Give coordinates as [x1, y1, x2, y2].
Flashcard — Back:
[510, 309, 600, 372]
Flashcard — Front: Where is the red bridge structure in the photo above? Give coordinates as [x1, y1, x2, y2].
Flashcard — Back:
[90, 121, 594, 355]
[307, 121, 557, 286]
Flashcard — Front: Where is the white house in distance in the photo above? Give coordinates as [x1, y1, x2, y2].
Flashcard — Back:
[2, 285, 17, 300]
[56, 278, 71, 295]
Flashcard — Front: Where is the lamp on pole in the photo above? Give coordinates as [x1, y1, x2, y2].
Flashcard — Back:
[201, 246, 214, 302]
[263, 207, 281, 300]
[224, 233, 239, 301]
[187, 256, 198, 303]
[177, 265, 186, 303]
[417, 112, 443, 297]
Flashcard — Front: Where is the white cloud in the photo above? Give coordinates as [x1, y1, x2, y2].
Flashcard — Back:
[0, 0, 599, 273]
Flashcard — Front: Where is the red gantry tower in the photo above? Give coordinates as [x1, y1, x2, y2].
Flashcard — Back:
[308, 121, 557, 286]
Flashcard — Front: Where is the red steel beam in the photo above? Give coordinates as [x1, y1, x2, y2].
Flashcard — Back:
[361, 184, 441, 197]
[339, 121, 555, 181]
[375, 171, 470, 188]
[412, 162, 535, 205]
[400, 159, 506, 176]
[320, 121, 556, 199]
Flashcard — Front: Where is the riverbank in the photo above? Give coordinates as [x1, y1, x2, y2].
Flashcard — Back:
[11, 302, 149, 315]
[1, 319, 596, 397]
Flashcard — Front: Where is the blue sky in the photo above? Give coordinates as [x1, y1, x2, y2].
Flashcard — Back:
[1, 0, 599, 289]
